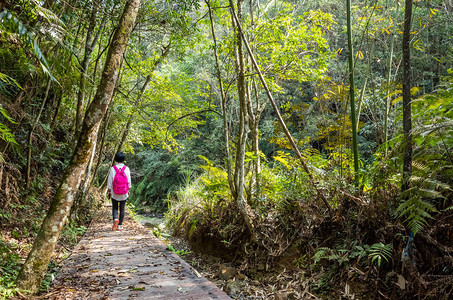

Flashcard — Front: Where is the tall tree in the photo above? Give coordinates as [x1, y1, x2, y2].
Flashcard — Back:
[75, 2, 101, 142]
[230, 0, 256, 237]
[206, 0, 235, 196]
[15, 0, 140, 293]
[383, 1, 400, 157]
[228, 0, 332, 216]
[346, 0, 359, 185]
[401, 0, 413, 192]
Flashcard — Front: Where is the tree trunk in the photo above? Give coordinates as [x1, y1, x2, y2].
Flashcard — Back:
[401, 0, 413, 192]
[90, 107, 111, 189]
[206, 0, 235, 197]
[346, 0, 359, 185]
[249, 79, 264, 196]
[228, 0, 332, 216]
[26, 79, 52, 189]
[75, 3, 100, 142]
[230, 0, 256, 237]
[246, 1, 264, 198]
[15, 0, 140, 293]
[47, 88, 63, 139]
[356, 38, 374, 134]
[384, 1, 399, 157]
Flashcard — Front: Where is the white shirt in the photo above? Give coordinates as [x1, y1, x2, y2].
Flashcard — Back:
[107, 163, 132, 201]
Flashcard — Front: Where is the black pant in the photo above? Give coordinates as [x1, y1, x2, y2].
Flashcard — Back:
[112, 198, 126, 225]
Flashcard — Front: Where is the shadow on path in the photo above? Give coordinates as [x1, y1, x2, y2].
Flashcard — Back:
[43, 206, 231, 300]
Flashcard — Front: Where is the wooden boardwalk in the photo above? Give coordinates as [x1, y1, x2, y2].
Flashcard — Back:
[46, 208, 231, 299]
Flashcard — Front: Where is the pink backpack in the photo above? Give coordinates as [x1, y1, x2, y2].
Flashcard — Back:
[112, 165, 129, 195]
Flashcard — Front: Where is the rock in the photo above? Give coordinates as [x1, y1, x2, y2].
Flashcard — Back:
[275, 291, 288, 300]
[225, 280, 246, 297]
[205, 255, 220, 265]
[218, 265, 238, 280]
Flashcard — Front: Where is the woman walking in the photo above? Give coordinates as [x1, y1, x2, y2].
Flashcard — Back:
[107, 152, 132, 231]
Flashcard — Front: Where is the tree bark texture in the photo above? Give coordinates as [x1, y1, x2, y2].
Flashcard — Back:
[15, 0, 140, 293]
[401, 0, 413, 192]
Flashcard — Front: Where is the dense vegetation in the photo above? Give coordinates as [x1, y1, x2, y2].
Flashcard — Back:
[0, 0, 452, 298]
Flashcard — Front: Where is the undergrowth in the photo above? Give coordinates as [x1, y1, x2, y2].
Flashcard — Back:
[165, 80, 453, 298]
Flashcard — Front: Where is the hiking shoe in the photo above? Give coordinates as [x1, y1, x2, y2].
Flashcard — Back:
[112, 219, 119, 231]
[118, 225, 123, 230]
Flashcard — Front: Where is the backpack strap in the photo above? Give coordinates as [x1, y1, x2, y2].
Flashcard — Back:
[113, 165, 124, 172]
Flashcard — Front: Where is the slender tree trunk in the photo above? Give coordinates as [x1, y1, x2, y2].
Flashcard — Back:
[230, 0, 256, 237]
[206, 0, 235, 197]
[384, 1, 399, 157]
[75, 3, 99, 142]
[26, 79, 52, 189]
[228, 0, 332, 215]
[246, 0, 264, 197]
[15, 0, 140, 293]
[346, 0, 359, 185]
[356, 39, 374, 134]
[250, 79, 265, 196]
[401, 0, 413, 192]
[90, 107, 112, 189]
[47, 88, 63, 139]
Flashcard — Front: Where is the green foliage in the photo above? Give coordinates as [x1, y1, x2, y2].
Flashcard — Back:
[61, 221, 87, 246]
[0, 73, 22, 90]
[0, 237, 21, 299]
[128, 148, 185, 213]
[0, 106, 17, 162]
[368, 243, 392, 267]
[167, 244, 192, 257]
[395, 76, 453, 234]
[249, 5, 334, 84]
[0, 9, 56, 81]
[198, 155, 230, 201]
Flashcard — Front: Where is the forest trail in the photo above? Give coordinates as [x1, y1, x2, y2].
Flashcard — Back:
[41, 206, 231, 300]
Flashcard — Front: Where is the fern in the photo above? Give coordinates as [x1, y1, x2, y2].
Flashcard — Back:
[0, 9, 57, 81]
[313, 247, 331, 264]
[368, 243, 392, 267]
[396, 193, 437, 234]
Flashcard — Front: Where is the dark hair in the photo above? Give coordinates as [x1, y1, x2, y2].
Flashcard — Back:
[114, 152, 125, 163]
